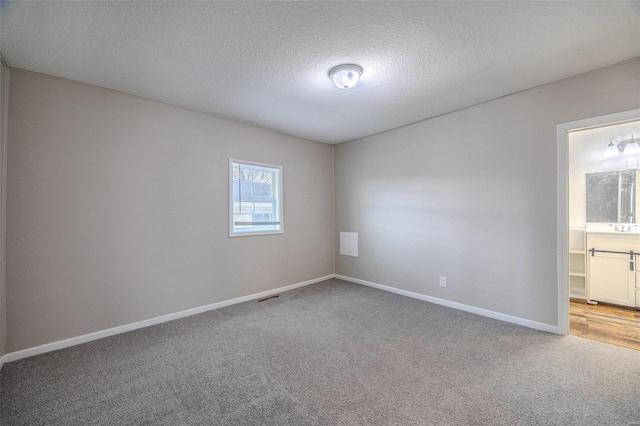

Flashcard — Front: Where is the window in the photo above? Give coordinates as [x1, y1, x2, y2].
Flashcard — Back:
[229, 159, 283, 236]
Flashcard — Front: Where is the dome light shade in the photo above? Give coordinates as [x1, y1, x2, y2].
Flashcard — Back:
[623, 135, 640, 155]
[604, 138, 620, 158]
[329, 64, 362, 89]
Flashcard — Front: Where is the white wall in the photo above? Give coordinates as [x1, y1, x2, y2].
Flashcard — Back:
[6, 70, 334, 352]
[569, 120, 640, 228]
[334, 59, 640, 327]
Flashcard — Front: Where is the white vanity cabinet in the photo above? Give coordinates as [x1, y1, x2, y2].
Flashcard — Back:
[636, 254, 640, 308]
[586, 233, 639, 307]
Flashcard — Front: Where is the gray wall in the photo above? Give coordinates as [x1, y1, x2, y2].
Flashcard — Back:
[6, 70, 334, 352]
[0, 64, 6, 358]
[334, 58, 640, 327]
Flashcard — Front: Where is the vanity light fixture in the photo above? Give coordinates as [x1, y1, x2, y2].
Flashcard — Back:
[329, 64, 362, 89]
[603, 135, 640, 158]
[623, 135, 640, 155]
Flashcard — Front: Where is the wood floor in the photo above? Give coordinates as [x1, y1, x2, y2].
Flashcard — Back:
[570, 299, 640, 351]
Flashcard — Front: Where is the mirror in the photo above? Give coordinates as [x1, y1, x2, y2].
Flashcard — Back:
[586, 170, 637, 223]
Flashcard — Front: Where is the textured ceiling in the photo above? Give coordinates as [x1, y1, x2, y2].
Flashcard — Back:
[2, 1, 639, 144]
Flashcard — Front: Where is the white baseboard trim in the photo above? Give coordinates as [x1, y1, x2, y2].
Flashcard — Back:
[1, 273, 559, 368]
[1, 274, 334, 365]
[335, 274, 560, 334]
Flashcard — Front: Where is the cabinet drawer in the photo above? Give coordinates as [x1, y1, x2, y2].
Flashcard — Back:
[587, 233, 640, 252]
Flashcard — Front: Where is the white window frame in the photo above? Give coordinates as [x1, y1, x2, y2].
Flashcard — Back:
[229, 159, 284, 237]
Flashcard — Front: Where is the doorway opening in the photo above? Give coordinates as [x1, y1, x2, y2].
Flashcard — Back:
[558, 109, 640, 350]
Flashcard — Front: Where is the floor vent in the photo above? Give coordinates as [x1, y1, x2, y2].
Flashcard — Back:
[258, 295, 279, 302]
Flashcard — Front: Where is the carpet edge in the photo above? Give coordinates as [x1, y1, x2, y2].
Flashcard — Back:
[336, 274, 560, 334]
[1, 274, 335, 366]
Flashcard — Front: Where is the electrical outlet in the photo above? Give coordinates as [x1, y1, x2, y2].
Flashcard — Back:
[439, 276, 447, 287]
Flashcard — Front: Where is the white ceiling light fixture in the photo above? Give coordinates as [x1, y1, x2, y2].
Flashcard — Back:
[623, 135, 640, 155]
[329, 64, 362, 90]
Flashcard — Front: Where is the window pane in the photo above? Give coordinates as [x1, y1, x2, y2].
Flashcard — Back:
[230, 160, 282, 236]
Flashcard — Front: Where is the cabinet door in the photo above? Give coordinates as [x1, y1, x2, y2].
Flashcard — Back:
[636, 256, 639, 307]
[589, 252, 634, 307]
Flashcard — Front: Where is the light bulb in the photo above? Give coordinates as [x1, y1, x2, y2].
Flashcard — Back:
[603, 139, 620, 158]
[329, 64, 362, 90]
[623, 135, 640, 155]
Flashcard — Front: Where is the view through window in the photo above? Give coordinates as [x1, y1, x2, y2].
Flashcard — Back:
[229, 159, 283, 236]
